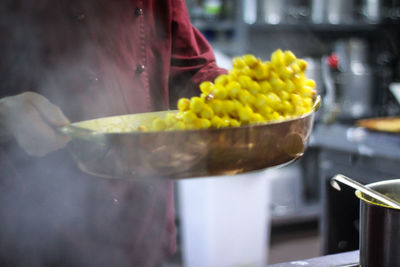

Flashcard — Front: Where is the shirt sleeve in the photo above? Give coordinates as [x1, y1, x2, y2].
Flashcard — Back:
[168, 0, 228, 104]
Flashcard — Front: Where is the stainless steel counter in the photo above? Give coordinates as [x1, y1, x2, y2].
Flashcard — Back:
[267, 250, 359, 267]
[310, 123, 400, 159]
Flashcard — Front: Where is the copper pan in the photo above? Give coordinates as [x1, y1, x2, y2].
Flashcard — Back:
[59, 96, 321, 180]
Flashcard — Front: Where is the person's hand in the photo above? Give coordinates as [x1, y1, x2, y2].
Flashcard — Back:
[0, 91, 71, 157]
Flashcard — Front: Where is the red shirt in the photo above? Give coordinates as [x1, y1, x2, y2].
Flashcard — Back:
[0, 0, 226, 266]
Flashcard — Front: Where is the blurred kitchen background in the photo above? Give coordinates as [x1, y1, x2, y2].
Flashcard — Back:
[169, 0, 400, 266]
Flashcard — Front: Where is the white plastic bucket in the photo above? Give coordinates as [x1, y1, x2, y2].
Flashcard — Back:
[178, 171, 271, 267]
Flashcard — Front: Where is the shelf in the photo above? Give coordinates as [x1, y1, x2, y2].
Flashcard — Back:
[192, 20, 400, 33]
[192, 20, 399, 41]
[192, 20, 236, 32]
[271, 202, 321, 227]
[247, 22, 381, 33]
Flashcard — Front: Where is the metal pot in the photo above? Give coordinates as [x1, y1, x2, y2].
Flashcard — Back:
[261, 0, 286, 24]
[356, 179, 400, 267]
[322, 38, 374, 122]
[311, 0, 355, 24]
[362, 0, 382, 24]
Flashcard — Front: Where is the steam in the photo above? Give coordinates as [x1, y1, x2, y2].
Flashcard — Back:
[0, 148, 174, 266]
[0, 1, 174, 266]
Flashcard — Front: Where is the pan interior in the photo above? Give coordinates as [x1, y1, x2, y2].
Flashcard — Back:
[73, 111, 175, 133]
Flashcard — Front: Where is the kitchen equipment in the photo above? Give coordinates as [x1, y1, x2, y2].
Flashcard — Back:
[312, 0, 355, 24]
[243, 0, 257, 24]
[355, 179, 400, 267]
[327, 0, 355, 24]
[311, 0, 326, 24]
[322, 38, 374, 122]
[331, 174, 400, 209]
[59, 96, 320, 180]
[338, 38, 374, 119]
[389, 82, 400, 105]
[305, 57, 324, 96]
[261, 0, 286, 24]
[305, 58, 324, 123]
[362, 0, 382, 23]
[203, 0, 223, 20]
[286, 0, 309, 23]
[356, 116, 400, 133]
[331, 175, 400, 266]
[178, 171, 271, 267]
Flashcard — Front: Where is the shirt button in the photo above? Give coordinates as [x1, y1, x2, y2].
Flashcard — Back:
[89, 76, 99, 84]
[136, 64, 145, 74]
[76, 13, 86, 21]
[135, 8, 144, 17]
[72, 12, 86, 21]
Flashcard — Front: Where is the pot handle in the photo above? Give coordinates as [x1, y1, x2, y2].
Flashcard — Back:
[331, 174, 400, 209]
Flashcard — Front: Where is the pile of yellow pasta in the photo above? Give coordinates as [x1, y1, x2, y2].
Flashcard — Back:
[148, 49, 316, 131]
